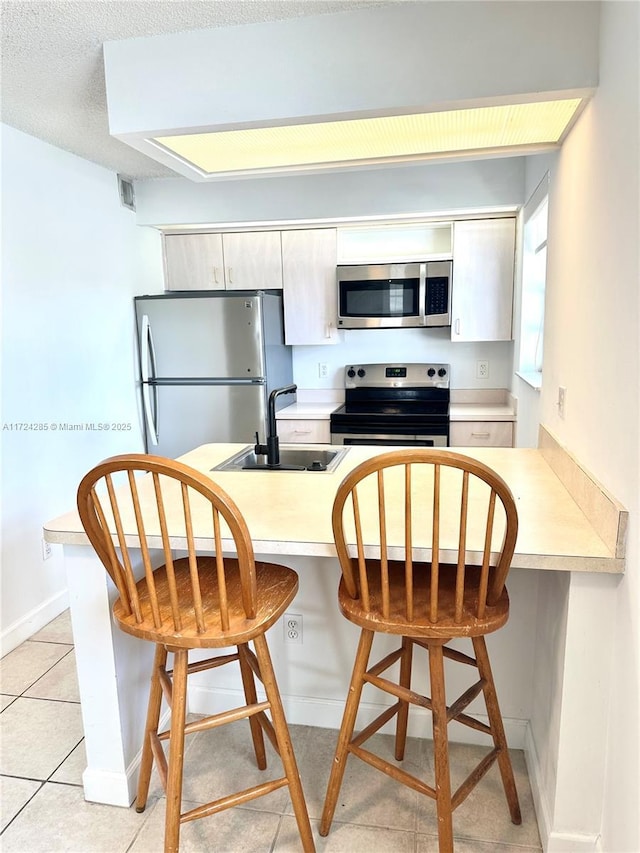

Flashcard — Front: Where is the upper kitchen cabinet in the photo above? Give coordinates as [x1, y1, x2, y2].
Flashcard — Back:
[282, 228, 339, 345]
[451, 218, 516, 342]
[164, 233, 225, 291]
[164, 231, 283, 291]
[221, 231, 283, 290]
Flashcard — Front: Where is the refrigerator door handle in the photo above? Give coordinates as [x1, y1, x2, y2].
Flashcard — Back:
[140, 314, 159, 446]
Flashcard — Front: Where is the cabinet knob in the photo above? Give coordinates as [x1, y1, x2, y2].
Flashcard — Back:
[213, 267, 219, 285]
[227, 267, 233, 284]
[454, 318, 461, 336]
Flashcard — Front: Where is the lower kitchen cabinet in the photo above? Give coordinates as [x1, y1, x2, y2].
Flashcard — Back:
[450, 421, 514, 448]
[277, 419, 331, 444]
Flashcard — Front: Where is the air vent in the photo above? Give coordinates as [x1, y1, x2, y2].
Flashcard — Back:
[117, 174, 135, 211]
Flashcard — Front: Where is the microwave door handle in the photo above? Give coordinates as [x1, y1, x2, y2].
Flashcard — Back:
[419, 263, 427, 324]
[140, 314, 159, 446]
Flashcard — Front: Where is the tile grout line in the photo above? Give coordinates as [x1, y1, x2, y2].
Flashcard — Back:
[1, 625, 86, 840]
[0, 642, 75, 698]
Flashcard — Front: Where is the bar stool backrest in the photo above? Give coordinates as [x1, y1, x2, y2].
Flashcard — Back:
[77, 453, 258, 634]
[332, 449, 519, 625]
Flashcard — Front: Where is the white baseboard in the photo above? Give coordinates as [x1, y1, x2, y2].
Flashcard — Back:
[81, 708, 170, 808]
[525, 724, 601, 853]
[187, 684, 528, 749]
[82, 767, 134, 808]
[525, 724, 553, 851]
[546, 834, 602, 852]
[0, 589, 69, 657]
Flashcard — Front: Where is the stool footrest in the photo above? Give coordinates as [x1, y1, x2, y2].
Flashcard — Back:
[451, 746, 500, 810]
[349, 743, 437, 799]
[447, 678, 486, 722]
[180, 776, 290, 824]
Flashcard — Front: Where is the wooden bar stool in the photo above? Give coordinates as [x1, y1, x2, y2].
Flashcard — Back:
[319, 449, 521, 853]
[77, 453, 315, 853]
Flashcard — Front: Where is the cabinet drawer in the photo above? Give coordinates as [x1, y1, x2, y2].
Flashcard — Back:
[450, 421, 514, 448]
[277, 419, 331, 444]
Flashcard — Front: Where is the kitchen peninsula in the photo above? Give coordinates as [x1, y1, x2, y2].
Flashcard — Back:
[44, 435, 626, 847]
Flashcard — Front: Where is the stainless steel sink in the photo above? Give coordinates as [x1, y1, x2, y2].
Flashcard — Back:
[212, 445, 349, 473]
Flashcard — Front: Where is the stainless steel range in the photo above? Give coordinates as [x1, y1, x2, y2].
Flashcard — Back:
[330, 362, 450, 447]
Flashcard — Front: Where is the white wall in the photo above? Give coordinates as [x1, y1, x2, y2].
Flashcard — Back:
[0, 125, 164, 654]
[532, 3, 639, 850]
[293, 328, 513, 391]
[134, 156, 525, 226]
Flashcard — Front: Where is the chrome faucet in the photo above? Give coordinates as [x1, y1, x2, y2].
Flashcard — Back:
[254, 384, 297, 466]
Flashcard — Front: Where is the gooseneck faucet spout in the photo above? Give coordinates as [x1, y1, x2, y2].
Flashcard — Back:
[254, 384, 297, 466]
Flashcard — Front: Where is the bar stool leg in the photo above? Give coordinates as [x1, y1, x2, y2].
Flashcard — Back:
[164, 648, 188, 853]
[238, 643, 267, 770]
[320, 629, 374, 836]
[428, 643, 454, 853]
[136, 644, 168, 812]
[472, 636, 521, 824]
[395, 636, 413, 760]
[253, 634, 315, 853]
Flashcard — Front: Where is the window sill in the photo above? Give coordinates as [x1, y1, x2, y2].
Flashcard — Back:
[516, 370, 542, 391]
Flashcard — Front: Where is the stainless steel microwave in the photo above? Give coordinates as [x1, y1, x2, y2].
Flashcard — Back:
[337, 261, 452, 329]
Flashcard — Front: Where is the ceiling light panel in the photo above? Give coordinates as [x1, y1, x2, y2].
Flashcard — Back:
[152, 99, 582, 175]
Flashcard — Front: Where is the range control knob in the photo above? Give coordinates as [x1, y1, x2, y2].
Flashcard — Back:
[427, 368, 436, 377]
[347, 368, 356, 378]
[438, 368, 447, 378]
[357, 368, 366, 378]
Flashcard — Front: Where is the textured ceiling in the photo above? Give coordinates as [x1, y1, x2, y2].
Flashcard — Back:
[0, 0, 390, 179]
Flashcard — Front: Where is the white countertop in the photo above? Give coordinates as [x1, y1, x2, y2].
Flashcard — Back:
[45, 443, 624, 574]
[276, 402, 341, 420]
[450, 403, 515, 422]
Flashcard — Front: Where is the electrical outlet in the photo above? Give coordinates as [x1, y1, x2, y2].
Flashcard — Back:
[42, 539, 52, 560]
[558, 386, 567, 419]
[476, 360, 489, 379]
[283, 613, 303, 644]
[318, 362, 329, 379]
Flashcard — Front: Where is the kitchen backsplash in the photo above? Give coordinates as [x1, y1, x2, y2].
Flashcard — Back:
[292, 328, 514, 389]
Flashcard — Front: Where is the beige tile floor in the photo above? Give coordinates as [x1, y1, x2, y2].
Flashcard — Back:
[1, 610, 542, 852]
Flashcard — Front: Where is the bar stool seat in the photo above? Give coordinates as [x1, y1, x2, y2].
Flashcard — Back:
[320, 449, 522, 853]
[77, 453, 315, 853]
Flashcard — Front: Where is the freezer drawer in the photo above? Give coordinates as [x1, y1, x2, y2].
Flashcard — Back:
[144, 383, 266, 458]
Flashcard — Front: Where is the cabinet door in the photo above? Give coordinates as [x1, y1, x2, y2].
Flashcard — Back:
[277, 419, 331, 444]
[282, 229, 339, 345]
[164, 233, 225, 291]
[450, 421, 514, 448]
[222, 231, 283, 290]
[451, 218, 516, 341]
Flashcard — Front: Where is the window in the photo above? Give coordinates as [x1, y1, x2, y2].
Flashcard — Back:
[518, 175, 549, 389]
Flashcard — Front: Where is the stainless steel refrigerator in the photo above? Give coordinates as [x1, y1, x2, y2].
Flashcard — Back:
[135, 291, 294, 458]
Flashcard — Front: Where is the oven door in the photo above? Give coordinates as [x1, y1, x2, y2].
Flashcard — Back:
[331, 431, 448, 448]
[331, 435, 449, 447]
